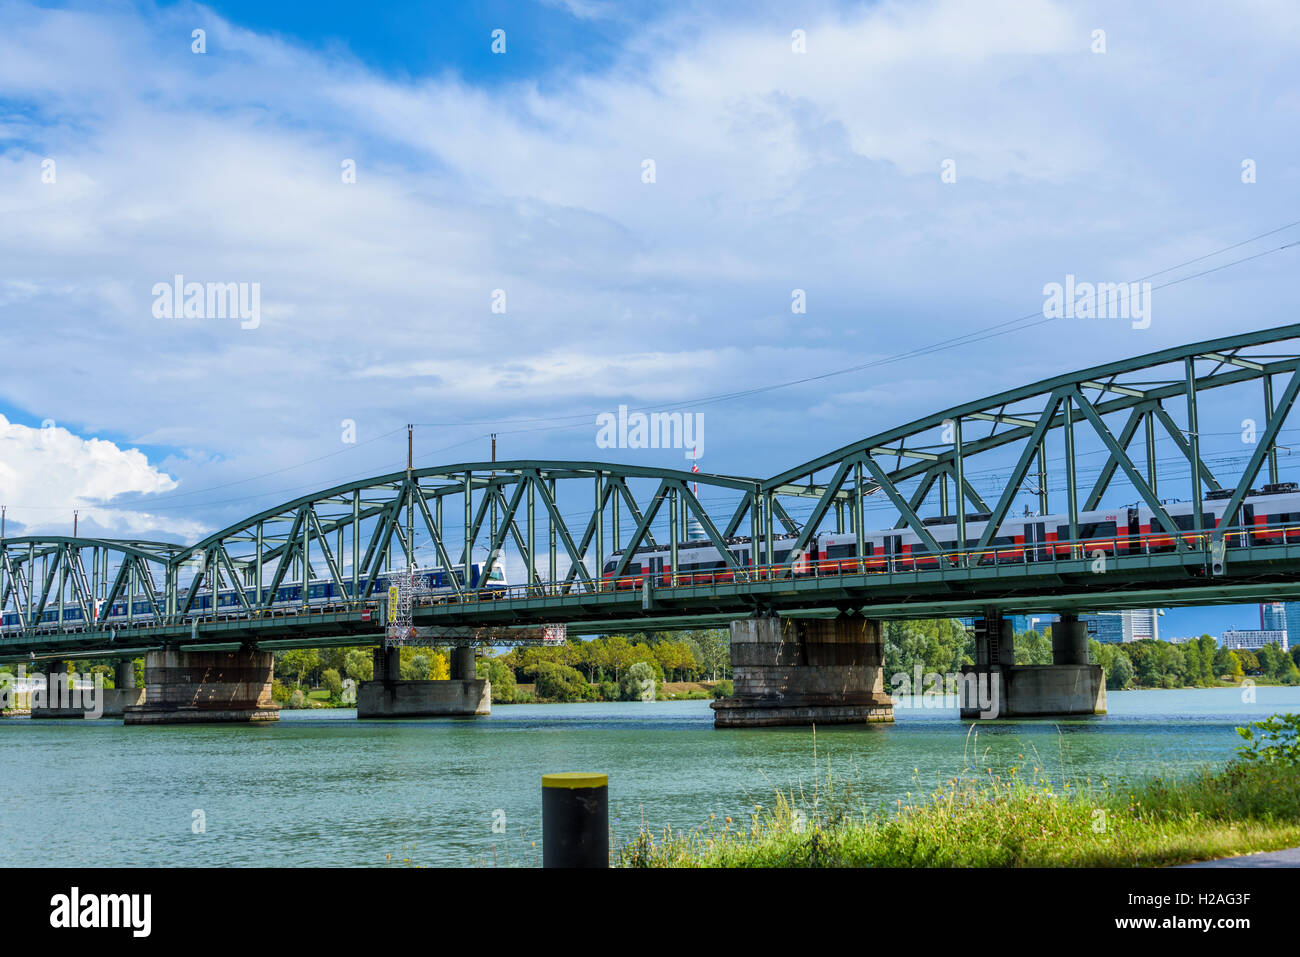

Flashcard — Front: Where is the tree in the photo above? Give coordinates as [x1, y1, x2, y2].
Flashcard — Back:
[1014, 630, 1052, 665]
[1107, 647, 1134, 689]
[407, 655, 431, 680]
[693, 629, 730, 680]
[280, 649, 320, 690]
[533, 662, 588, 702]
[1226, 650, 1244, 679]
[344, 649, 373, 682]
[620, 661, 657, 701]
[478, 657, 517, 702]
[321, 668, 343, 699]
[1198, 635, 1217, 684]
[603, 635, 633, 682]
[1182, 641, 1204, 687]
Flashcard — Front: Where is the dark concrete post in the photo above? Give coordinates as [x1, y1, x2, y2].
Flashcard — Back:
[114, 659, 136, 690]
[973, 613, 1015, 666]
[1053, 614, 1090, 665]
[373, 645, 401, 682]
[450, 646, 476, 680]
[542, 773, 608, 868]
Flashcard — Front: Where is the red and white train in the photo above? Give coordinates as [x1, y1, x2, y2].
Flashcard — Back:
[599, 483, 1300, 587]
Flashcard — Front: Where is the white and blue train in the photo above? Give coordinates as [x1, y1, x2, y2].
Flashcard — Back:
[0, 561, 507, 632]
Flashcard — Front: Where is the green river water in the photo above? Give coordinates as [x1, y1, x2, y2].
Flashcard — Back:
[3, 686, 1297, 866]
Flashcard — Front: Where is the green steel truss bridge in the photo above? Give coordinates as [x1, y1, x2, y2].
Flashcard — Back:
[7, 323, 1300, 662]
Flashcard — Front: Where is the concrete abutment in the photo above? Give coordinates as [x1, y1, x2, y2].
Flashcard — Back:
[124, 648, 279, 724]
[711, 616, 894, 727]
[959, 611, 1106, 719]
[356, 644, 490, 718]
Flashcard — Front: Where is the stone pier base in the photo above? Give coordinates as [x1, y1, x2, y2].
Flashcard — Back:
[356, 679, 491, 718]
[711, 617, 893, 727]
[124, 649, 279, 724]
[355, 644, 490, 717]
[959, 664, 1107, 719]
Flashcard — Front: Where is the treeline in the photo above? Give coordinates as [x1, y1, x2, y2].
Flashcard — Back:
[270, 646, 448, 707]
[485, 630, 731, 703]
[1013, 629, 1300, 689]
[264, 629, 731, 706]
[261, 619, 1300, 708]
[876, 619, 1300, 691]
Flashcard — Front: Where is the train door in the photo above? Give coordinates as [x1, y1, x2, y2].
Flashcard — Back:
[648, 555, 666, 585]
[883, 535, 902, 570]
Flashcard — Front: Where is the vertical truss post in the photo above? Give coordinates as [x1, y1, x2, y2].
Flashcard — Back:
[527, 478, 536, 589]
[594, 473, 604, 591]
[464, 473, 473, 576]
[669, 486, 679, 584]
[1186, 358, 1204, 531]
[1064, 394, 1079, 552]
[854, 461, 865, 561]
[940, 471, 950, 517]
[750, 487, 761, 573]
[548, 476, 557, 590]
[1264, 373, 1279, 486]
[953, 417, 966, 561]
[764, 490, 774, 573]
[351, 493, 359, 603]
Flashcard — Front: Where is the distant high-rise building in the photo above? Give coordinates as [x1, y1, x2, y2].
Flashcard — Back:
[1082, 612, 1125, 644]
[1279, 603, 1300, 646]
[1127, 608, 1159, 642]
[1082, 609, 1159, 643]
[1261, 602, 1287, 631]
[1221, 629, 1290, 652]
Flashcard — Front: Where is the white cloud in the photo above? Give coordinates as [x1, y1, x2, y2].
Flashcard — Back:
[0, 415, 203, 539]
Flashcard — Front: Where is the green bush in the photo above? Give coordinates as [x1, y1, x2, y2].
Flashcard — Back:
[288, 689, 307, 709]
[620, 661, 657, 701]
[1236, 713, 1300, 765]
[479, 658, 517, 702]
[710, 679, 734, 699]
[271, 679, 292, 704]
[321, 668, 343, 699]
[598, 681, 619, 701]
[533, 662, 589, 702]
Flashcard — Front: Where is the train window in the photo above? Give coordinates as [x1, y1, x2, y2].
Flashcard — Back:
[826, 544, 856, 558]
[627, 563, 642, 575]
[1078, 522, 1117, 539]
[774, 549, 792, 563]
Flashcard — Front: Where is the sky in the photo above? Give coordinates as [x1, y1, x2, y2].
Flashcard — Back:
[2, 0, 1299, 636]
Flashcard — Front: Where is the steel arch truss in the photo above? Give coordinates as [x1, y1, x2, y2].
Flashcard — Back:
[0, 538, 181, 631]
[759, 324, 1300, 568]
[162, 462, 763, 619]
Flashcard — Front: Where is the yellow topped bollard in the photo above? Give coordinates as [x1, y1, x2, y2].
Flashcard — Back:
[542, 772, 608, 868]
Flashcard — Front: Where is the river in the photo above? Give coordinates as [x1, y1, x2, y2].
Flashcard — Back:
[2, 686, 1297, 867]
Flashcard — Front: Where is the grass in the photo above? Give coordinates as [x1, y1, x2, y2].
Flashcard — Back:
[618, 744, 1300, 868]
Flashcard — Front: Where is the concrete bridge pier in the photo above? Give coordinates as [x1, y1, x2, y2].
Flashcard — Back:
[960, 611, 1106, 719]
[124, 648, 279, 724]
[30, 659, 77, 718]
[99, 658, 145, 718]
[711, 616, 893, 727]
[356, 643, 490, 718]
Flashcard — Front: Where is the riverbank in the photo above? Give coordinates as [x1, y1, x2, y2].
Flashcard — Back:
[619, 757, 1300, 867]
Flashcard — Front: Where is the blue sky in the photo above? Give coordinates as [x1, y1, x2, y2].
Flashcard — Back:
[2, 0, 1300, 635]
